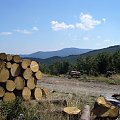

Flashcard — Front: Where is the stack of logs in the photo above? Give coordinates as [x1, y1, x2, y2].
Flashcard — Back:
[0, 53, 47, 102]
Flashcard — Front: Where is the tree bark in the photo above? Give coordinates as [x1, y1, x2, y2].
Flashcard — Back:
[11, 63, 21, 77]
[80, 105, 90, 120]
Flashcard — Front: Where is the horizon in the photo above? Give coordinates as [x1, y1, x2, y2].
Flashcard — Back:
[0, 0, 120, 54]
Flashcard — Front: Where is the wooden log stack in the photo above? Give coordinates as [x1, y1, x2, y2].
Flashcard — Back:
[0, 53, 46, 102]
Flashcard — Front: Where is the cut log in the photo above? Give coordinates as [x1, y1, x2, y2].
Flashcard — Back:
[13, 55, 21, 63]
[0, 60, 5, 70]
[23, 68, 32, 80]
[14, 76, 25, 90]
[6, 62, 12, 69]
[27, 77, 36, 90]
[80, 105, 90, 120]
[34, 87, 42, 100]
[0, 68, 9, 82]
[21, 59, 31, 69]
[3, 92, 16, 102]
[6, 54, 13, 61]
[35, 70, 42, 80]
[11, 63, 21, 77]
[6, 80, 15, 92]
[0, 53, 7, 60]
[0, 86, 5, 97]
[22, 87, 31, 101]
[30, 61, 39, 72]
[63, 107, 81, 120]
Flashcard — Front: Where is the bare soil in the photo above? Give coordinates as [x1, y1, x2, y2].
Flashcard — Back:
[37, 75, 120, 97]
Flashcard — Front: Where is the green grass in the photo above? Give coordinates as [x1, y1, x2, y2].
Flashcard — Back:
[77, 74, 120, 85]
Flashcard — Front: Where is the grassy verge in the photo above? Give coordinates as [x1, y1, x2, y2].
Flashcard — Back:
[77, 74, 120, 85]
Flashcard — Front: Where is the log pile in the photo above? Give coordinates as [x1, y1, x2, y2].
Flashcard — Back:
[0, 53, 46, 102]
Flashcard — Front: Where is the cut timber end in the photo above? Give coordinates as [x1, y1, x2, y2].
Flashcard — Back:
[35, 70, 42, 80]
[0, 60, 5, 70]
[6, 80, 15, 92]
[0, 53, 7, 60]
[11, 63, 21, 77]
[3, 92, 16, 103]
[21, 59, 31, 69]
[0, 68, 9, 82]
[64, 107, 80, 115]
[34, 87, 42, 101]
[23, 68, 32, 80]
[27, 77, 36, 90]
[30, 61, 39, 72]
[6, 62, 12, 69]
[0, 86, 5, 97]
[14, 76, 25, 90]
[6, 54, 13, 61]
[13, 55, 21, 63]
[22, 87, 31, 101]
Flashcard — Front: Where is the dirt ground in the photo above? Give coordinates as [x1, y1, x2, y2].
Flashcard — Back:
[37, 75, 120, 97]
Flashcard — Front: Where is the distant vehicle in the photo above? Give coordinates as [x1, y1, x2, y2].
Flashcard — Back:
[67, 70, 81, 79]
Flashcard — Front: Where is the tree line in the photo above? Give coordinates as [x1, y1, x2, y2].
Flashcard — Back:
[41, 50, 120, 76]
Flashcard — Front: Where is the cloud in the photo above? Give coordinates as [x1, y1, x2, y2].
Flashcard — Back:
[0, 32, 12, 36]
[76, 13, 101, 30]
[51, 21, 75, 31]
[15, 29, 32, 35]
[104, 39, 111, 42]
[32, 26, 39, 31]
[102, 18, 106, 22]
[83, 37, 89, 40]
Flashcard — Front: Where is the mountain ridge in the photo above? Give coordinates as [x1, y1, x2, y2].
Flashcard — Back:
[20, 47, 92, 59]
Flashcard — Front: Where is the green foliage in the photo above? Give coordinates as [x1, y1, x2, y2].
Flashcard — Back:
[0, 97, 40, 120]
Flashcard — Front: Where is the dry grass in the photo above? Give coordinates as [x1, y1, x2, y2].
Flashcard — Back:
[78, 74, 120, 85]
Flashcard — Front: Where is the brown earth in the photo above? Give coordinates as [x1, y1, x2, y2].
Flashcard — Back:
[37, 75, 120, 97]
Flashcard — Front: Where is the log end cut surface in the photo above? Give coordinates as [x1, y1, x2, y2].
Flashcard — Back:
[30, 61, 39, 72]
[64, 107, 81, 115]
[22, 87, 31, 101]
[34, 87, 42, 101]
[3, 92, 16, 102]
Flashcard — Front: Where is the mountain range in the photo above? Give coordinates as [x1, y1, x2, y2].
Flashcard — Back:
[21, 48, 92, 59]
[21, 45, 120, 65]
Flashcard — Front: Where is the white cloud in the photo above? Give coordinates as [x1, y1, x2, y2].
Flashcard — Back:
[32, 26, 39, 31]
[104, 39, 111, 42]
[83, 37, 89, 40]
[76, 13, 101, 30]
[0, 32, 12, 36]
[51, 21, 75, 31]
[15, 29, 32, 35]
[102, 18, 106, 22]
[51, 13, 106, 31]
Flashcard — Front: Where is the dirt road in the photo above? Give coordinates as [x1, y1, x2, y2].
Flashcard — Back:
[38, 75, 120, 96]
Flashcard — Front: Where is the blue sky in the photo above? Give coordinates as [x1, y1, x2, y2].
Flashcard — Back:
[0, 0, 120, 54]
